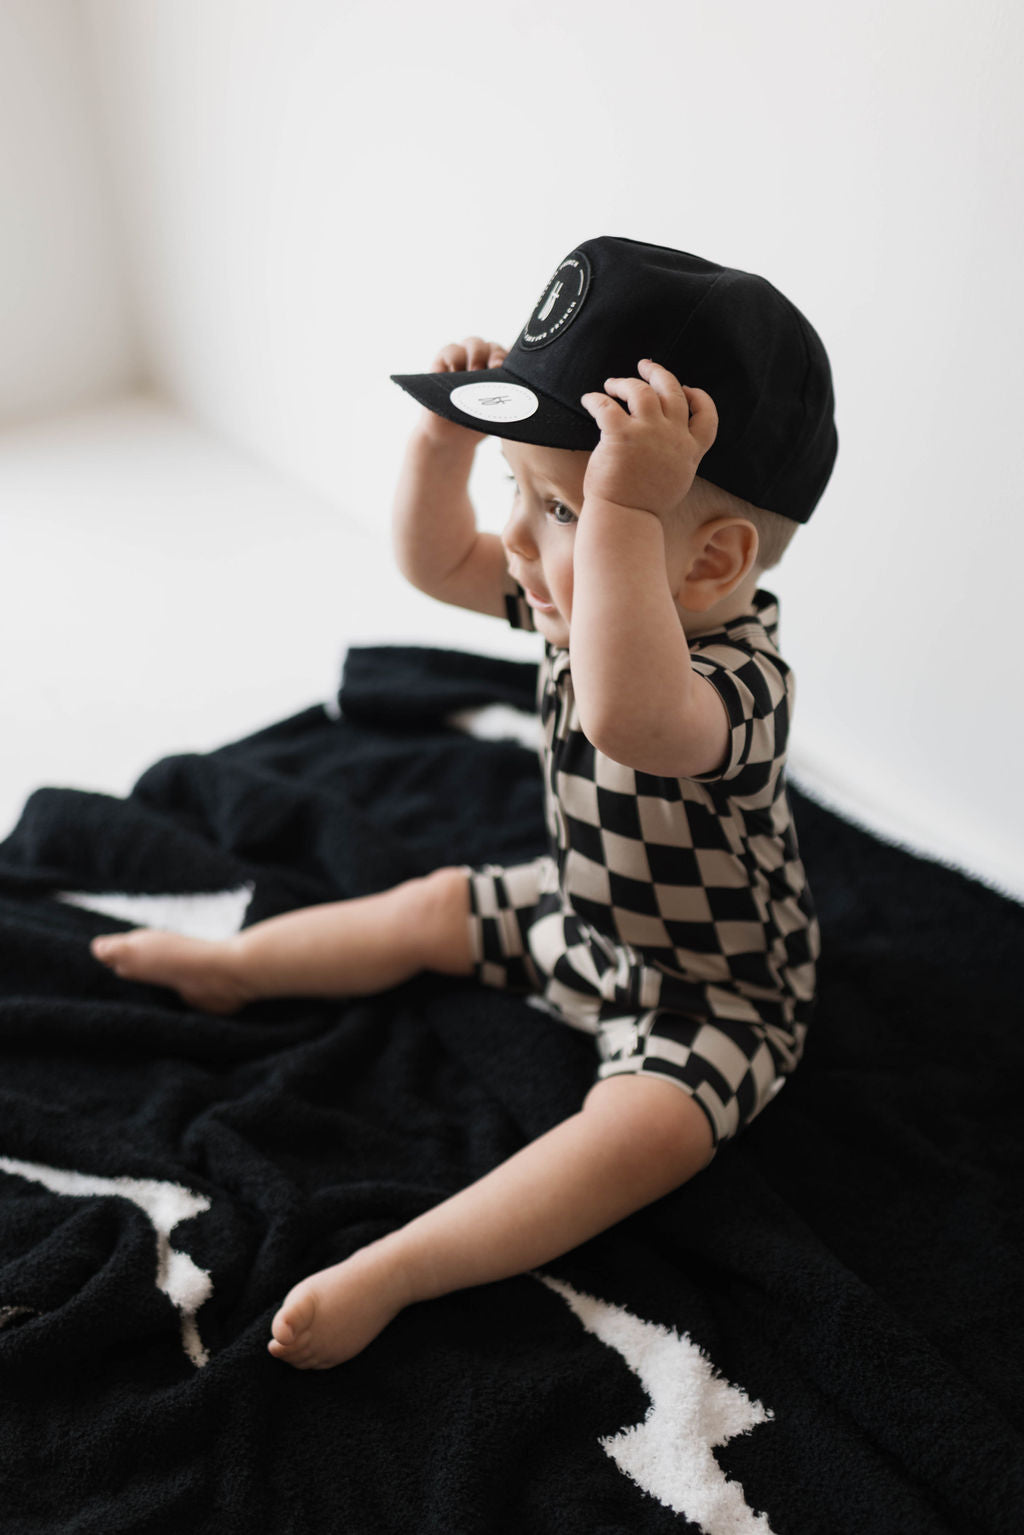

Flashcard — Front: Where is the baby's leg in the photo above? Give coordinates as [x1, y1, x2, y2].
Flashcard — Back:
[90, 867, 474, 1013]
[268, 1073, 714, 1369]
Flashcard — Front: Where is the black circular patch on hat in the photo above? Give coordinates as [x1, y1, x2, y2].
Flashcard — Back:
[519, 249, 591, 350]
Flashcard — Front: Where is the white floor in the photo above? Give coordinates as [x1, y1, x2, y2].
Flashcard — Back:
[0, 394, 535, 842]
[2, 393, 1019, 904]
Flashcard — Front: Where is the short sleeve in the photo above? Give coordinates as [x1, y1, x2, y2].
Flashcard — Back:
[503, 571, 536, 632]
[689, 642, 792, 795]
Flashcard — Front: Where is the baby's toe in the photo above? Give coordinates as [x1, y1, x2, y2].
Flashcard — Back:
[269, 1318, 294, 1349]
[273, 1286, 317, 1343]
[91, 935, 125, 961]
[268, 1335, 317, 1368]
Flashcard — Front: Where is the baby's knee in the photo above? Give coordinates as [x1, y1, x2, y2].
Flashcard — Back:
[404, 866, 473, 976]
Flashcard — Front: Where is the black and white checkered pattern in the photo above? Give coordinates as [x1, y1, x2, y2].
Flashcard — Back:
[476, 581, 819, 1144]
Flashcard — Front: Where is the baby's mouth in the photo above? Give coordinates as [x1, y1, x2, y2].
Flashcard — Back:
[523, 586, 557, 614]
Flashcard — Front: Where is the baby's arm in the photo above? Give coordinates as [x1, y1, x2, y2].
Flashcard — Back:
[392, 337, 510, 618]
[268, 1072, 713, 1368]
[570, 363, 737, 777]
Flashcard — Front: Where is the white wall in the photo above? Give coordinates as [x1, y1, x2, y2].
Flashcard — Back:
[0, 0, 139, 422]
[23, 0, 1024, 893]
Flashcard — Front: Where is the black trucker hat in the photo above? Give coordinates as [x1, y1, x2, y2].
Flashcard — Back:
[392, 235, 837, 524]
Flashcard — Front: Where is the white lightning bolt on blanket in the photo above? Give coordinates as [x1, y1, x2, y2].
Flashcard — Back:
[0, 1157, 213, 1367]
[57, 884, 254, 941]
[540, 1275, 776, 1535]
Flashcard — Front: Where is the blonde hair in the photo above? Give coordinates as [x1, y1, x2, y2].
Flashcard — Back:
[685, 477, 799, 572]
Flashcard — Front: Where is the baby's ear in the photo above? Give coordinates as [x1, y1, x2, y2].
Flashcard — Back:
[676, 519, 759, 611]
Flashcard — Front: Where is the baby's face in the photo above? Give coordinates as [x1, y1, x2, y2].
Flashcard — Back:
[500, 441, 589, 648]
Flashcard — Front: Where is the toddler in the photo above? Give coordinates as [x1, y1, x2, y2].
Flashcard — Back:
[92, 236, 837, 1370]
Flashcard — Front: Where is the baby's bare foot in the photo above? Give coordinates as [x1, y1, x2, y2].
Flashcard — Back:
[91, 930, 254, 1014]
[268, 1245, 408, 1369]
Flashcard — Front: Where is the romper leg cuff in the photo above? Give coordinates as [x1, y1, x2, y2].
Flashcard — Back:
[465, 860, 552, 994]
[597, 1010, 795, 1147]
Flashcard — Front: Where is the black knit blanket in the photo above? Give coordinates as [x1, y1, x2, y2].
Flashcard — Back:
[0, 645, 1020, 1535]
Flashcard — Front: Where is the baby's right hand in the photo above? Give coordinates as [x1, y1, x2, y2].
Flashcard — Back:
[418, 336, 508, 446]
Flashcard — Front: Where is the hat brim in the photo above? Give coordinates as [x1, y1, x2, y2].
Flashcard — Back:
[390, 367, 599, 451]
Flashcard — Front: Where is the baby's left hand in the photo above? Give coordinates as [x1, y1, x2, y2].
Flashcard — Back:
[580, 361, 718, 520]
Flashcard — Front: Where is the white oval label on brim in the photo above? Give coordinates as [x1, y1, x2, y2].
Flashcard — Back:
[450, 381, 540, 423]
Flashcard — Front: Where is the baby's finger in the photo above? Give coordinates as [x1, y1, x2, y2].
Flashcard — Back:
[430, 336, 490, 373]
[681, 386, 719, 451]
[580, 391, 629, 428]
[487, 344, 509, 369]
[463, 335, 504, 371]
[637, 358, 688, 409]
[599, 375, 661, 418]
[431, 342, 467, 373]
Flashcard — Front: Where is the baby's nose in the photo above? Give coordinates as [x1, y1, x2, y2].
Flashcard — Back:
[502, 508, 538, 559]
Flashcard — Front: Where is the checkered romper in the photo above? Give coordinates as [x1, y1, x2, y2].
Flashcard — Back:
[465, 580, 819, 1147]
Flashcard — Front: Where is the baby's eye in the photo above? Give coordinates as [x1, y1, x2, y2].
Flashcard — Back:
[548, 501, 577, 525]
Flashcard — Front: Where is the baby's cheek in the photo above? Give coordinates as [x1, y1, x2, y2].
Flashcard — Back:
[554, 580, 574, 624]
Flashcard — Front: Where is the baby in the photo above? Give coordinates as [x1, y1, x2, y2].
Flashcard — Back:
[92, 236, 837, 1369]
